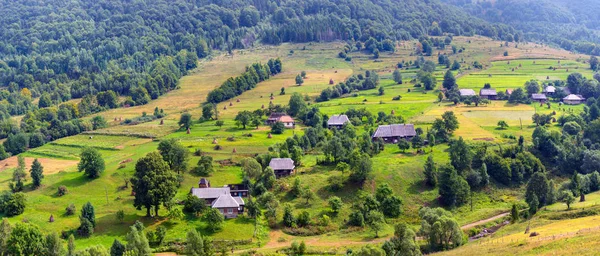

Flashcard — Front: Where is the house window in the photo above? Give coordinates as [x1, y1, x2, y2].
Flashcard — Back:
[227, 208, 233, 214]
[220, 209, 224, 213]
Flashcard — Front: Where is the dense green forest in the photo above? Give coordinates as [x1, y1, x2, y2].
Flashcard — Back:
[442, 0, 600, 55]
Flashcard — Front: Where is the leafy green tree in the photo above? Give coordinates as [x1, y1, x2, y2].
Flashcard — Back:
[411, 135, 424, 152]
[116, 210, 125, 223]
[6, 223, 45, 256]
[3, 192, 26, 216]
[382, 223, 422, 256]
[0, 218, 12, 255]
[349, 154, 373, 184]
[438, 165, 470, 207]
[185, 229, 211, 256]
[271, 121, 285, 134]
[424, 155, 438, 186]
[288, 93, 307, 116]
[3, 133, 28, 155]
[442, 111, 459, 133]
[193, 155, 214, 176]
[234, 110, 254, 129]
[202, 103, 215, 120]
[420, 72, 437, 90]
[290, 177, 302, 197]
[398, 140, 410, 152]
[10, 156, 26, 192]
[215, 120, 224, 128]
[125, 223, 151, 256]
[158, 138, 190, 174]
[110, 239, 125, 256]
[67, 234, 75, 256]
[80, 202, 96, 230]
[183, 194, 206, 216]
[30, 159, 44, 188]
[328, 196, 343, 214]
[449, 137, 472, 174]
[378, 86, 385, 95]
[442, 70, 456, 90]
[591, 56, 599, 71]
[131, 152, 178, 217]
[295, 74, 304, 86]
[78, 147, 105, 178]
[525, 172, 550, 209]
[205, 208, 224, 231]
[296, 211, 311, 227]
[300, 186, 316, 205]
[511, 204, 520, 223]
[336, 162, 349, 175]
[451, 60, 461, 70]
[282, 204, 295, 227]
[393, 69, 403, 84]
[241, 158, 262, 181]
[91, 115, 108, 130]
[45, 232, 65, 256]
[178, 112, 192, 130]
[367, 211, 386, 238]
[419, 207, 463, 251]
[560, 190, 575, 210]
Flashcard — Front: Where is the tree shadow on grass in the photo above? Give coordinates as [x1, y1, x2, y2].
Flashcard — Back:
[407, 180, 434, 195]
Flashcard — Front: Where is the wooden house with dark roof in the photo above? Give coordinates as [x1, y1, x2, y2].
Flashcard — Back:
[372, 124, 416, 143]
[327, 115, 350, 129]
[268, 158, 295, 178]
[479, 89, 498, 100]
[531, 93, 547, 103]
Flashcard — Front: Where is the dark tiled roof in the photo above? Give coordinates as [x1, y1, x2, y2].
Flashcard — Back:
[372, 124, 416, 138]
[328, 115, 350, 126]
[531, 94, 547, 100]
[479, 89, 497, 96]
[269, 158, 295, 170]
[199, 178, 209, 185]
[459, 89, 476, 96]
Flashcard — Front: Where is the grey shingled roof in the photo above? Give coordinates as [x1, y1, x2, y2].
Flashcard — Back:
[479, 89, 498, 96]
[531, 94, 547, 100]
[269, 158, 295, 170]
[233, 197, 245, 206]
[372, 124, 416, 138]
[211, 194, 243, 208]
[191, 187, 229, 199]
[459, 89, 476, 96]
[328, 115, 350, 126]
[543, 86, 556, 93]
[563, 94, 584, 101]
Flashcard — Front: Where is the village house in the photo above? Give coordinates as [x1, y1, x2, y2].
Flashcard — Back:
[543, 86, 556, 95]
[266, 112, 295, 128]
[479, 89, 498, 100]
[459, 89, 476, 98]
[531, 93, 547, 103]
[327, 114, 350, 129]
[505, 89, 513, 96]
[372, 124, 416, 143]
[190, 186, 245, 218]
[563, 94, 585, 105]
[269, 158, 295, 178]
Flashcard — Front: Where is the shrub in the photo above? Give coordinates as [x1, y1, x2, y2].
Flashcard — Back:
[57, 186, 69, 196]
[66, 204, 76, 216]
[271, 122, 285, 134]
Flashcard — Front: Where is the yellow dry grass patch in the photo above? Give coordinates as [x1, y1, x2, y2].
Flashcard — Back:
[0, 156, 78, 175]
[419, 104, 495, 140]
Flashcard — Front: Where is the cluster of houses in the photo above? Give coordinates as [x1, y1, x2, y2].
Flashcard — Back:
[458, 86, 585, 105]
[190, 158, 296, 218]
[191, 113, 420, 218]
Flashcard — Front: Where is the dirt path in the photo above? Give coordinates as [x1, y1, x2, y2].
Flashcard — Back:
[235, 212, 510, 254]
[461, 212, 509, 230]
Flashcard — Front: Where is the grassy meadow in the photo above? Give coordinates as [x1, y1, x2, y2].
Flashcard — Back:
[0, 37, 596, 252]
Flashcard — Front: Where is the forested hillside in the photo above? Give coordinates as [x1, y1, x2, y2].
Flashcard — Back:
[0, 0, 512, 110]
[443, 0, 600, 55]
